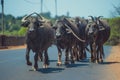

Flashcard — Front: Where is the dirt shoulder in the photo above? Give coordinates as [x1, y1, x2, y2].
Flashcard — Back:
[106, 44, 120, 79]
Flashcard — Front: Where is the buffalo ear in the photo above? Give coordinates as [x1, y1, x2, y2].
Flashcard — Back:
[21, 21, 30, 27]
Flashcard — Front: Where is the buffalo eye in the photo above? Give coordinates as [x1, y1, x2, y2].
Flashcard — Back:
[21, 21, 30, 27]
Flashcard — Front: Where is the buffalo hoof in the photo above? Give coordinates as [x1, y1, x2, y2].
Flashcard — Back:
[90, 58, 96, 63]
[96, 59, 103, 64]
[34, 64, 38, 71]
[38, 57, 43, 61]
[101, 60, 103, 63]
[27, 62, 32, 66]
[43, 64, 48, 68]
[96, 60, 99, 64]
[98, 59, 103, 64]
[56, 62, 62, 66]
[71, 60, 75, 64]
[64, 61, 69, 65]
[32, 67, 38, 71]
[76, 58, 80, 62]
[89, 59, 93, 63]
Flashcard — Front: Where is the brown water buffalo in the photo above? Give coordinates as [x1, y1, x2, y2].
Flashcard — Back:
[86, 16, 110, 63]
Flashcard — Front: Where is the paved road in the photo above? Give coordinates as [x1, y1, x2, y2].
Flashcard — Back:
[0, 46, 115, 80]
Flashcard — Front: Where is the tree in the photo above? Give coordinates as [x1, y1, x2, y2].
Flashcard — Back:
[108, 3, 120, 45]
[111, 3, 120, 17]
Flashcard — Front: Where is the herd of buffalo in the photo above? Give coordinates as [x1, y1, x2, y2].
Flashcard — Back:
[21, 12, 110, 71]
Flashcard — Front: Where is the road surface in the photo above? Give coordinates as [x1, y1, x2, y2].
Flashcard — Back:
[0, 46, 115, 80]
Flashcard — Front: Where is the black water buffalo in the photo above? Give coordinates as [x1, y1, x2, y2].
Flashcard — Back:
[53, 18, 85, 66]
[86, 16, 110, 63]
[53, 19, 76, 66]
[74, 17, 89, 60]
[21, 12, 55, 70]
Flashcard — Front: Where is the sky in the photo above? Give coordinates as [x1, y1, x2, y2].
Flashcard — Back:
[0, 0, 120, 18]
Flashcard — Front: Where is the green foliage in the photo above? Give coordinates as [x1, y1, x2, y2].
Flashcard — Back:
[0, 14, 22, 36]
[0, 12, 55, 36]
[108, 17, 120, 45]
[18, 27, 27, 36]
[0, 12, 120, 45]
[0, 30, 18, 36]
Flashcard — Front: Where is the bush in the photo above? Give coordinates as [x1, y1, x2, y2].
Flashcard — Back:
[18, 27, 27, 36]
[108, 17, 120, 45]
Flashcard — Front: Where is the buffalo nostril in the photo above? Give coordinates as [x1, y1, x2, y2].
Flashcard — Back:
[28, 30, 34, 34]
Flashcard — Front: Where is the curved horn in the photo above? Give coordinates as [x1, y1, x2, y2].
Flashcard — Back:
[33, 12, 43, 20]
[88, 16, 94, 22]
[21, 12, 37, 22]
[97, 16, 106, 28]
[21, 15, 29, 22]
[63, 18, 85, 42]
[64, 23, 85, 42]
[33, 12, 46, 23]
[97, 16, 103, 20]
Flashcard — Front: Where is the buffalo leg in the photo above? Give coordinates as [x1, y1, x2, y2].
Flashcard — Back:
[26, 48, 32, 66]
[96, 46, 100, 63]
[80, 46, 86, 60]
[65, 48, 69, 65]
[34, 52, 38, 71]
[90, 43, 97, 63]
[92, 42, 97, 63]
[90, 44, 94, 62]
[72, 46, 79, 61]
[57, 47, 62, 66]
[99, 45, 104, 63]
[43, 50, 49, 68]
[75, 46, 80, 61]
[70, 48, 75, 64]
[97, 45, 104, 63]
[38, 51, 43, 61]
[83, 49, 87, 59]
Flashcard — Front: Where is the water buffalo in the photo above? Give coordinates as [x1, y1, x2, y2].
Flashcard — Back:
[86, 16, 110, 63]
[53, 18, 85, 66]
[74, 17, 89, 60]
[21, 12, 55, 70]
[53, 19, 76, 66]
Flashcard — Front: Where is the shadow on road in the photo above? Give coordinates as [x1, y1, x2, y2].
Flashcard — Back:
[78, 58, 90, 63]
[37, 67, 64, 73]
[65, 63, 89, 68]
[100, 61, 120, 65]
[49, 60, 57, 62]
